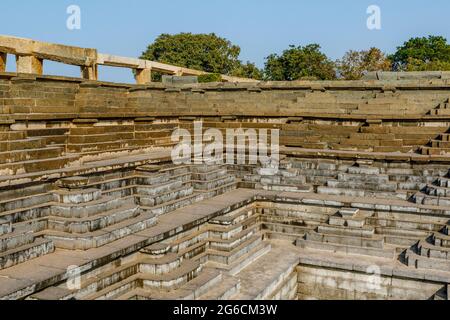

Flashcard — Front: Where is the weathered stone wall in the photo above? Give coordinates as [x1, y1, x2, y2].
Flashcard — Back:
[297, 265, 443, 300]
[1, 74, 450, 120]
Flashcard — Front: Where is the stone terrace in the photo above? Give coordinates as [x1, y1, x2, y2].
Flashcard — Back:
[0, 64, 450, 299]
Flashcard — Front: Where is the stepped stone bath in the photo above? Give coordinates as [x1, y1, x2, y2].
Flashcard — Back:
[1, 38, 450, 300]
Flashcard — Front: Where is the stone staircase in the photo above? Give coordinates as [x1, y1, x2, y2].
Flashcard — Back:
[296, 208, 397, 259]
[29, 203, 270, 300]
[0, 126, 74, 176]
[405, 225, 450, 275]
[45, 176, 154, 250]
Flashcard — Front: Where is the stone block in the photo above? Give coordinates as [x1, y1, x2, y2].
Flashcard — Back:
[338, 208, 359, 218]
[0, 53, 6, 72]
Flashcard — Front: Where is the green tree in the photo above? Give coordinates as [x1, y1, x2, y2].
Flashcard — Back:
[337, 47, 391, 80]
[231, 61, 263, 80]
[264, 44, 336, 81]
[140, 33, 261, 81]
[390, 35, 450, 71]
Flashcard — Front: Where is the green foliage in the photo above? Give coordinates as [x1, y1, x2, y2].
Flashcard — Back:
[337, 47, 391, 80]
[198, 73, 223, 83]
[264, 44, 336, 81]
[231, 62, 263, 80]
[141, 33, 258, 81]
[390, 35, 450, 71]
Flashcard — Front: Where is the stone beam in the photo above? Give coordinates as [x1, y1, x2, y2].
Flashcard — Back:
[0, 53, 6, 72]
[16, 55, 43, 74]
[135, 68, 152, 84]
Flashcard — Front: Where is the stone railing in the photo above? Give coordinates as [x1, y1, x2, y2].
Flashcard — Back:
[0, 35, 258, 84]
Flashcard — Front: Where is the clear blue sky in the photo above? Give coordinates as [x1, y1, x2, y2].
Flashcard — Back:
[1, 0, 449, 82]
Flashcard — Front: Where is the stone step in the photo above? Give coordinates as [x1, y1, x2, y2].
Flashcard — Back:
[191, 168, 228, 181]
[431, 140, 450, 148]
[135, 172, 171, 185]
[67, 133, 135, 144]
[0, 223, 38, 252]
[0, 155, 78, 175]
[30, 260, 140, 300]
[143, 193, 204, 217]
[0, 146, 63, 165]
[208, 224, 260, 253]
[317, 186, 408, 200]
[82, 274, 141, 300]
[135, 179, 184, 196]
[69, 125, 135, 136]
[137, 185, 194, 207]
[406, 249, 450, 272]
[228, 243, 272, 276]
[326, 179, 397, 192]
[231, 244, 300, 300]
[207, 235, 263, 266]
[421, 147, 450, 156]
[305, 231, 385, 249]
[25, 128, 68, 138]
[432, 232, 450, 248]
[317, 225, 375, 238]
[0, 131, 27, 141]
[118, 267, 223, 300]
[44, 211, 157, 250]
[198, 275, 240, 300]
[159, 165, 191, 177]
[418, 241, 450, 260]
[413, 193, 450, 206]
[436, 177, 450, 188]
[51, 196, 126, 219]
[141, 260, 203, 291]
[0, 238, 55, 270]
[192, 175, 235, 191]
[67, 139, 156, 153]
[0, 219, 12, 236]
[338, 172, 389, 183]
[48, 204, 139, 234]
[424, 184, 450, 197]
[296, 238, 395, 259]
[52, 188, 102, 205]
[0, 138, 45, 152]
[374, 226, 430, 240]
[139, 253, 184, 275]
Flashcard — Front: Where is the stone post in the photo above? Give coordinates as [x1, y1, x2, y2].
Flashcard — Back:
[16, 55, 43, 74]
[135, 68, 152, 84]
[0, 53, 7, 72]
[81, 64, 98, 81]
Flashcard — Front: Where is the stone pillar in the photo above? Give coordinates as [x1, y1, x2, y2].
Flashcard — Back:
[135, 68, 152, 84]
[174, 69, 183, 76]
[81, 65, 98, 81]
[0, 53, 7, 72]
[16, 55, 43, 74]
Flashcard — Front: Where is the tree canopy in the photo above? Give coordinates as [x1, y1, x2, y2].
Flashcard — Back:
[140, 33, 450, 82]
[390, 36, 450, 71]
[337, 47, 391, 80]
[264, 44, 336, 81]
[140, 33, 262, 80]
